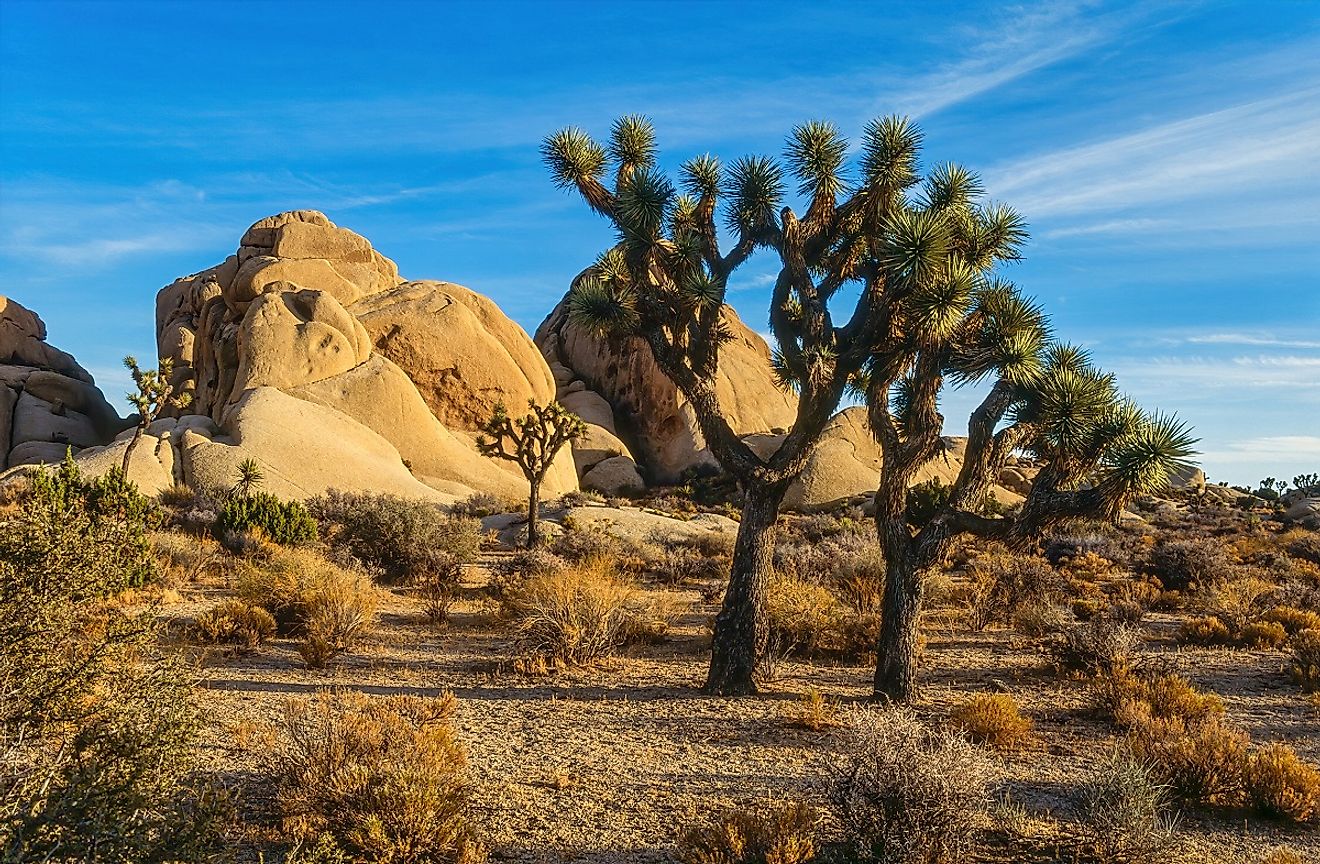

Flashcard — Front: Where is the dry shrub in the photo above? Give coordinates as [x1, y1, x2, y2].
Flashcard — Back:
[949, 693, 1032, 751]
[828, 707, 991, 864]
[1077, 750, 1177, 864]
[415, 557, 466, 625]
[781, 689, 840, 731]
[648, 542, 728, 586]
[1283, 530, 1320, 566]
[966, 551, 1062, 631]
[1145, 537, 1235, 592]
[1203, 575, 1276, 634]
[1288, 628, 1320, 691]
[275, 689, 484, 863]
[1126, 717, 1247, 805]
[1049, 617, 1141, 678]
[498, 555, 659, 666]
[1101, 669, 1224, 729]
[190, 599, 276, 649]
[1241, 743, 1320, 825]
[152, 530, 223, 586]
[677, 801, 818, 864]
[1060, 551, 1114, 582]
[1238, 620, 1288, 649]
[1012, 603, 1069, 638]
[1255, 848, 1305, 864]
[762, 573, 877, 674]
[549, 524, 624, 563]
[1178, 615, 1231, 646]
[308, 491, 481, 582]
[238, 548, 379, 667]
[1262, 605, 1320, 634]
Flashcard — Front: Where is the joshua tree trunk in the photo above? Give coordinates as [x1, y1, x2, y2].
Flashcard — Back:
[705, 480, 787, 696]
[526, 478, 541, 549]
[873, 551, 923, 702]
[121, 425, 145, 476]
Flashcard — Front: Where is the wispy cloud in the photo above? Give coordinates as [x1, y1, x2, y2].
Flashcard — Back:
[985, 83, 1320, 220]
[1183, 333, 1320, 350]
[1198, 435, 1320, 466]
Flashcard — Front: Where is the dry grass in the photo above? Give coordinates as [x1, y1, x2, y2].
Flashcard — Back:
[190, 600, 276, 650]
[1288, 629, 1320, 692]
[274, 689, 485, 863]
[677, 801, 818, 864]
[948, 693, 1033, 751]
[1242, 743, 1320, 826]
[780, 688, 840, 731]
[1127, 717, 1248, 806]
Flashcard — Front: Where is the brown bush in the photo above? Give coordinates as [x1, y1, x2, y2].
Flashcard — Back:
[275, 689, 484, 862]
[1284, 530, 1320, 566]
[948, 693, 1032, 751]
[966, 551, 1062, 631]
[828, 707, 992, 864]
[415, 556, 466, 625]
[677, 801, 818, 864]
[498, 555, 661, 666]
[1101, 669, 1224, 729]
[1288, 629, 1320, 692]
[1242, 743, 1320, 825]
[781, 688, 840, 731]
[1145, 537, 1236, 592]
[1238, 620, 1288, 650]
[1255, 848, 1305, 864]
[1127, 717, 1247, 805]
[190, 600, 276, 649]
[1049, 617, 1141, 678]
[1178, 615, 1231, 646]
[1262, 605, 1320, 634]
[1204, 575, 1276, 634]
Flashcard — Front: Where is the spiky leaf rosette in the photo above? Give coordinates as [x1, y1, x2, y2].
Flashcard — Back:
[723, 155, 784, 235]
[1097, 412, 1198, 510]
[921, 162, 984, 214]
[566, 275, 639, 336]
[860, 115, 923, 194]
[786, 120, 848, 199]
[1016, 366, 1120, 461]
[608, 114, 656, 172]
[879, 208, 951, 285]
[901, 258, 976, 343]
[680, 154, 722, 198]
[615, 166, 674, 246]
[950, 281, 1049, 384]
[542, 128, 607, 190]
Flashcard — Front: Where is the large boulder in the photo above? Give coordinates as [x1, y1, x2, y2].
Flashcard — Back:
[536, 299, 796, 484]
[0, 297, 126, 471]
[148, 211, 576, 500]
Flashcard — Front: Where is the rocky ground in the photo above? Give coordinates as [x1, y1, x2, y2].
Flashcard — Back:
[173, 548, 1319, 864]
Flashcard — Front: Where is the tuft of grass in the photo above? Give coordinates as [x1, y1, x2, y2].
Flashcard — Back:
[948, 693, 1033, 751]
[677, 801, 818, 864]
[1076, 750, 1177, 864]
[1287, 629, 1320, 692]
[781, 689, 840, 731]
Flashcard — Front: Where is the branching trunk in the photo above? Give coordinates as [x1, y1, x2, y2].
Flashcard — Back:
[705, 480, 787, 696]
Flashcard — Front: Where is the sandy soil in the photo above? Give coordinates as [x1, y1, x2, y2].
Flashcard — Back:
[176, 558, 1320, 864]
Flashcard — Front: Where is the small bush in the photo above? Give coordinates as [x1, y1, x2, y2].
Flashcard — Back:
[1127, 717, 1247, 805]
[1101, 669, 1224, 729]
[275, 689, 484, 862]
[1077, 750, 1177, 864]
[298, 580, 380, 669]
[648, 543, 728, 586]
[1239, 620, 1288, 649]
[1012, 603, 1068, 638]
[781, 689, 840, 731]
[190, 599, 276, 649]
[549, 524, 624, 563]
[1288, 629, 1320, 691]
[308, 490, 481, 581]
[1262, 605, 1320, 634]
[1204, 575, 1276, 634]
[1285, 531, 1320, 566]
[949, 693, 1033, 751]
[1255, 848, 1305, 864]
[416, 556, 466, 624]
[217, 491, 317, 546]
[764, 573, 846, 664]
[1241, 743, 1320, 825]
[498, 556, 657, 666]
[1145, 537, 1235, 592]
[828, 707, 991, 864]
[677, 801, 818, 864]
[966, 551, 1062, 631]
[1049, 617, 1141, 678]
[1178, 615, 1231, 646]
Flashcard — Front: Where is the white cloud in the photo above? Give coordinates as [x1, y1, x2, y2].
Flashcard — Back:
[1183, 333, 1320, 350]
[1198, 435, 1320, 466]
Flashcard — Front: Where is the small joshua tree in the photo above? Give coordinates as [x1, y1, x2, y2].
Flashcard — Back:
[477, 401, 585, 548]
[122, 355, 190, 475]
[231, 457, 264, 498]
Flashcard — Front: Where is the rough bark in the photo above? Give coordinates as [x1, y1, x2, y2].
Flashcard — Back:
[705, 480, 788, 695]
[526, 479, 541, 549]
[121, 426, 144, 476]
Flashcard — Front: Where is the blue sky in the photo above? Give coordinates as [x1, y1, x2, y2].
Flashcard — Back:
[1, 0, 1317, 486]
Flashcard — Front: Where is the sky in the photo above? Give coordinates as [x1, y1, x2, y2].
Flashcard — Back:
[1, 0, 1317, 487]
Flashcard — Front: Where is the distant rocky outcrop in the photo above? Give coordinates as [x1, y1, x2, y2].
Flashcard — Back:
[0, 296, 128, 470]
[120, 210, 577, 501]
[535, 299, 797, 490]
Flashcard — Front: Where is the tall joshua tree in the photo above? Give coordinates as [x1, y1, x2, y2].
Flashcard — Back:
[543, 115, 1192, 696]
[121, 355, 190, 475]
[477, 400, 585, 548]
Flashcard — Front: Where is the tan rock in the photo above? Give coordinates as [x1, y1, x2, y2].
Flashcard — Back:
[7, 441, 73, 466]
[536, 300, 796, 482]
[11, 391, 101, 450]
[581, 455, 645, 497]
[230, 256, 365, 309]
[229, 288, 371, 402]
[560, 389, 617, 433]
[0, 295, 92, 383]
[22, 370, 123, 438]
[573, 423, 632, 474]
[1165, 464, 1207, 493]
[782, 407, 881, 510]
[0, 385, 15, 469]
[354, 281, 558, 431]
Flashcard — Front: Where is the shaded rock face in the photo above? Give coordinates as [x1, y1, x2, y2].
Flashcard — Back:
[535, 299, 797, 488]
[147, 210, 575, 501]
[0, 296, 127, 471]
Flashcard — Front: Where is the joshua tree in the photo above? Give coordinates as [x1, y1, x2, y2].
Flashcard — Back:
[121, 356, 190, 475]
[477, 400, 585, 548]
[544, 115, 1193, 697]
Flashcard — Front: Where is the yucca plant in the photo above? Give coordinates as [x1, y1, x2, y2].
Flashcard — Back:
[543, 116, 1193, 697]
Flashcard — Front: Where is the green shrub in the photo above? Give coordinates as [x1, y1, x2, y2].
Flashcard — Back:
[0, 462, 228, 862]
[308, 490, 481, 581]
[677, 801, 818, 864]
[217, 491, 317, 546]
[1077, 750, 1176, 864]
[275, 690, 485, 863]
